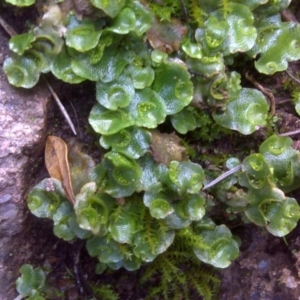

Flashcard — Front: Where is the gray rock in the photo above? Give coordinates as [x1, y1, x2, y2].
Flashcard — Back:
[0, 27, 50, 299]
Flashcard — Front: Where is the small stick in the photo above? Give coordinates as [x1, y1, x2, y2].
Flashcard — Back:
[245, 71, 276, 115]
[44, 77, 77, 135]
[180, 0, 189, 22]
[278, 129, 300, 137]
[68, 99, 80, 137]
[0, 15, 17, 36]
[73, 240, 95, 300]
[74, 246, 85, 300]
[277, 98, 292, 105]
[285, 70, 300, 85]
[202, 165, 242, 190]
[276, 71, 300, 136]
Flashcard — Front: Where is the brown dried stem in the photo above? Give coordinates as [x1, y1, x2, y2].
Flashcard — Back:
[245, 71, 276, 116]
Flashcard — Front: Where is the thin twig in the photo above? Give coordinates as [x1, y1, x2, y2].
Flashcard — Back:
[278, 129, 300, 137]
[180, 0, 189, 22]
[73, 240, 96, 300]
[68, 99, 80, 137]
[202, 165, 242, 190]
[0, 14, 77, 136]
[285, 70, 300, 85]
[276, 98, 292, 105]
[245, 71, 276, 115]
[13, 295, 25, 300]
[277, 71, 300, 137]
[74, 244, 85, 300]
[0, 15, 17, 36]
[44, 77, 77, 135]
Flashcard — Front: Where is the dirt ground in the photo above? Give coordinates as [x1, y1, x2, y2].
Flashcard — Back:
[2, 2, 300, 300]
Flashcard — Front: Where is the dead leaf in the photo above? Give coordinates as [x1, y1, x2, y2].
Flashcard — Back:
[45, 136, 75, 204]
[116, 198, 125, 205]
[150, 130, 188, 166]
[67, 138, 95, 195]
[146, 18, 187, 54]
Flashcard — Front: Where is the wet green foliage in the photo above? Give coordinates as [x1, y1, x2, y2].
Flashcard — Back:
[212, 135, 300, 237]
[15, 264, 63, 300]
[5, 0, 300, 299]
[5, 0, 35, 6]
[16, 264, 46, 299]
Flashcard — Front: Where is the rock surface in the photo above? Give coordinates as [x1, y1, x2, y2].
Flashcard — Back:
[0, 26, 50, 299]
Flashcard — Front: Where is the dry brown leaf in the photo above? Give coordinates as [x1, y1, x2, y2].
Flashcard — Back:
[146, 18, 187, 54]
[45, 136, 75, 205]
[67, 138, 95, 195]
[150, 130, 188, 166]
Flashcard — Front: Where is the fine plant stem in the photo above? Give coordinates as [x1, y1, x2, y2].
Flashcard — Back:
[276, 70, 300, 137]
[202, 165, 242, 190]
[278, 129, 300, 137]
[13, 295, 24, 300]
[68, 99, 80, 137]
[44, 77, 77, 135]
[0, 15, 17, 36]
[285, 70, 300, 85]
[277, 98, 292, 105]
[0, 14, 77, 136]
[180, 0, 189, 21]
[73, 240, 95, 299]
[245, 71, 276, 115]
